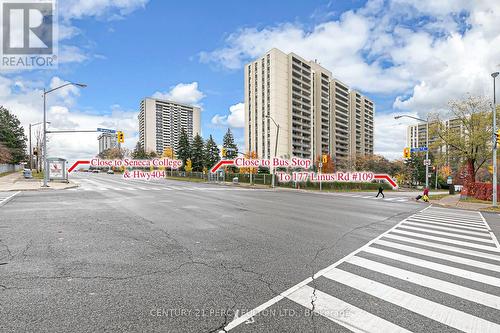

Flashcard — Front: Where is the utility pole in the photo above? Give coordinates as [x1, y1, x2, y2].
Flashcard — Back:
[425, 118, 429, 189]
[266, 114, 280, 188]
[42, 82, 86, 187]
[29, 123, 32, 170]
[492, 72, 499, 207]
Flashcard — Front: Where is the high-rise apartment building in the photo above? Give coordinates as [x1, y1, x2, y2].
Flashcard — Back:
[244, 48, 374, 164]
[139, 97, 201, 154]
[406, 118, 464, 169]
[98, 133, 117, 154]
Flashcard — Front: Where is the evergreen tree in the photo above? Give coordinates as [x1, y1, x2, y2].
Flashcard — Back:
[176, 128, 191, 170]
[131, 141, 148, 159]
[191, 134, 205, 172]
[0, 106, 27, 163]
[204, 135, 220, 170]
[222, 128, 238, 159]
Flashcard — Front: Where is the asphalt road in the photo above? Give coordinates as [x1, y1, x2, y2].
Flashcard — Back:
[1, 173, 499, 332]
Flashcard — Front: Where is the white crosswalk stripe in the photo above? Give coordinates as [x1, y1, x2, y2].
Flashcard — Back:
[330, 192, 412, 203]
[0, 191, 19, 206]
[69, 177, 249, 193]
[220, 206, 500, 333]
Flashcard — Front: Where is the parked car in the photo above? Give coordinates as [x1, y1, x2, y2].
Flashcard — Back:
[107, 169, 114, 174]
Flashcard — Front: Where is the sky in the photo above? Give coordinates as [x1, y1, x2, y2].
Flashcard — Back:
[2, 0, 500, 163]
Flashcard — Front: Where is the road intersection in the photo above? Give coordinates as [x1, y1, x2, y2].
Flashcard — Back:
[1, 174, 499, 332]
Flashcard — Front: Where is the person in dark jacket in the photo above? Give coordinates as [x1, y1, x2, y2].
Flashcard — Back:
[376, 186, 385, 198]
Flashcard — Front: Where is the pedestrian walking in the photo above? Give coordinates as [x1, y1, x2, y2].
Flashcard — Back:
[416, 187, 430, 202]
[376, 185, 385, 198]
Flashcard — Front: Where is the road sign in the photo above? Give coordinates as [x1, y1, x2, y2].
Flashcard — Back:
[410, 147, 428, 153]
[97, 128, 116, 134]
[447, 176, 453, 184]
[318, 162, 323, 168]
[423, 159, 431, 166]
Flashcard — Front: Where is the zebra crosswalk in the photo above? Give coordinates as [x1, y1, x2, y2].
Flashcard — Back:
[221, 206, 500, 333]
[70, 178, 247, 192]
[330, 192, 412, 202]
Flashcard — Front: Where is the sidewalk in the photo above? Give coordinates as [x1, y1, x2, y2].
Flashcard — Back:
[434, 194, 492, 211]
[0, 171, 78, 191]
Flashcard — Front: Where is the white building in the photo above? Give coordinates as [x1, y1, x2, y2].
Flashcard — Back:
[98, 133, 117, 154]
[139, 97, 201, 154]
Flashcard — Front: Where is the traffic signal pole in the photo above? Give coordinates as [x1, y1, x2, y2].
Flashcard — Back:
[493, 72, 498, 207]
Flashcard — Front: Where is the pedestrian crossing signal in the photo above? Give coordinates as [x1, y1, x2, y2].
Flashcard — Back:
[117, 131, 124, 143]
[403, 147, 411, 159]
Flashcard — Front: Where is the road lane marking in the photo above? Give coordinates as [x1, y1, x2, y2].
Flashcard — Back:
[390, 229, 500, 252]
[0, 191, 19, 206]
[374, 239, 500, 273]
[382, 233, 500, 262]
[347, 255, 500, 310]
[218, 206, 433, 332]
[480, 212, 500, 249]
[406, 218, 489, 231]
[395, 225, 496, 244]
[364, 246, 500, 287]
[402, 221, 491, 236]
[286, 285, 412, 333]
[322, 268, 500, 333]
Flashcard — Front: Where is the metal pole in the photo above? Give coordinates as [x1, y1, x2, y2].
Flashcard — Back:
[493, 74, 498, 207]
[272, 124, 280, 188]
[42, 89, 48, 187]
[435, 165, 438, 190]
[29, 123, 32, 170]
[425, 120, 429, 189]
[319, 166, 322, 191]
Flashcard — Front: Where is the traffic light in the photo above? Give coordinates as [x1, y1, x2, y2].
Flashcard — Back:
[117, 131, 124, 143]
[496, 129, 500, 146]
[322, 154, 327, 164]
[221, 148, 227, 157]
[403, 147, 411, 159]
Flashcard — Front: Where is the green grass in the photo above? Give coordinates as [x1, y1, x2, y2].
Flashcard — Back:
[428, 194, 449, 201]
[165, 176, 207, 183]
[460, 197, 491, 204]
[31, 171, 44, 179]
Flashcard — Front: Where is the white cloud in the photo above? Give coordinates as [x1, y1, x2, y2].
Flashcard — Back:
[211, 102, 245, 128]
[200, 0, 500, 159]
[0, 75, 138, 165]
[59, 0, 149, 21]
[152, 82, 205, 106]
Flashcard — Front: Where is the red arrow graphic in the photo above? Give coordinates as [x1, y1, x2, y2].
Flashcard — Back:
[211, 160, 234, 173]
[374, 174, 398, 189]
[68, 160, 90, 173]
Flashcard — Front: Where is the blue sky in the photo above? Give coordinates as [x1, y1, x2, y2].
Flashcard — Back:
[2, 0, 499, 162]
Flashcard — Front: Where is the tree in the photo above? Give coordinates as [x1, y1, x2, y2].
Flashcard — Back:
[0, 142, 12, 163]
[432, 96, 493, 196]
[98, 147, 126, 159]
[222, 128, 238, 159]
[176, 128, 191, 171]
[204, 135, 220, 170]
[0, 106, 27, 163]
[191, 134, 205, 172]
[131, 141, 148, 159]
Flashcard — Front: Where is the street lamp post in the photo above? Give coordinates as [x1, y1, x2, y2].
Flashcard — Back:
[492, 72, 499, 207]
[395, 114, 430, 189]
[42, 82, 87, 187]
[266, 114, 280, 188]
[29, 121, 50, 170]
